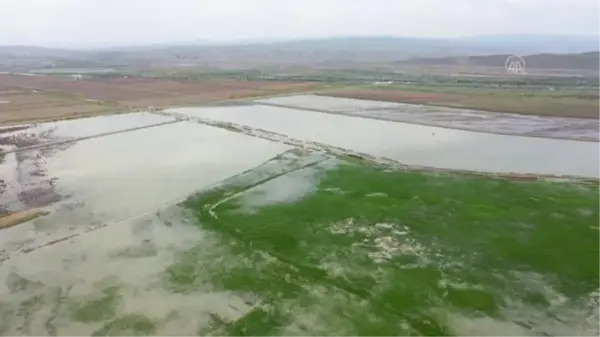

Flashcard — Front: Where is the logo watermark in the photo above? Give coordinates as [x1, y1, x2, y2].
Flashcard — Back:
[505, 55, 527, 74]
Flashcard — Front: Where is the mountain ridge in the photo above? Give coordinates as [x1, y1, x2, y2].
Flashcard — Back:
[1, 35, 598, 71]
[1, 34, 598, 53]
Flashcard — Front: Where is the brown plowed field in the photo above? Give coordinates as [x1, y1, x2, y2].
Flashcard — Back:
[0, 74, 317, 123]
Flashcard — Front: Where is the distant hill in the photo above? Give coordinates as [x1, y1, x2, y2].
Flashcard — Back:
[451, 34, 599, 54]
[1, 35, 598, 71]
[246, 35, 599, 55]
[0, 46, 88, 71]
[399, 52, 600, 70]
[0, 45, 84, 58]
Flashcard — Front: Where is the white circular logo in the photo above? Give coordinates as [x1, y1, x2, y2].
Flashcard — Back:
[505, 55, 526, 74]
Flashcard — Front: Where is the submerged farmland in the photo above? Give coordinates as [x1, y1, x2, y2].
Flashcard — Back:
[171, 151, 599, 336]
[0, 95, 598, 336]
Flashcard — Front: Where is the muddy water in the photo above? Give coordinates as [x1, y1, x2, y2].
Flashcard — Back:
[0, 113, 178, 214]
[0, 140, 72, 215]
[0, 120, 292, 334]
[0, 112, 174, 150]
[44, 121, 290, 214]
[169, 105, 600, 178]
[258, 95, 600, 141]
[0, 121, 291, 260]
[0, 206, 258, 335]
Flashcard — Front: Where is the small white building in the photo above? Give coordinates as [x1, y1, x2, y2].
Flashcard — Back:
[373, 81, 393, 86]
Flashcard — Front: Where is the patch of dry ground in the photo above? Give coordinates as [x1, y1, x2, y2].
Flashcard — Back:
[0, 74, 317, 124]
[0, 209, 48, 230]
[0, 88, 120, 124]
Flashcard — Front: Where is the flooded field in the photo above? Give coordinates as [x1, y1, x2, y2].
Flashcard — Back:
[0, 120, 289, 249]
[0, 117, 296, 335]
[169, 104, 599, 178]
[257, 95, 600, 141]
[0, 112, 173, 151]
[177, 153, 599, 336]
[1, 97, 599, 336]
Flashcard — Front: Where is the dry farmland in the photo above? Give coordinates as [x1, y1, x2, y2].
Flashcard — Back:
[0, 74, 317, 123]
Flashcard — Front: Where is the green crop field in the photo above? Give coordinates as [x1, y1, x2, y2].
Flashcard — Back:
[158, 151, 599, 336]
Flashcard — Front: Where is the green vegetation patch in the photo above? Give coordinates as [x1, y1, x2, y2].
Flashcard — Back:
[92, 314, 156, 336]
[69, 285, 121, 323]
[168, 157, 599, 335]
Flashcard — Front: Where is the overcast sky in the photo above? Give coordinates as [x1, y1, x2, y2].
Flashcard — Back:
[0, 0, 598, 47]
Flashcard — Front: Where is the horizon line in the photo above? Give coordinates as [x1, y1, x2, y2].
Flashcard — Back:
[1, 33, 599, 50]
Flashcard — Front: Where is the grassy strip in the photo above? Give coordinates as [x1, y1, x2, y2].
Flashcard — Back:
[167, 159, 599, 335]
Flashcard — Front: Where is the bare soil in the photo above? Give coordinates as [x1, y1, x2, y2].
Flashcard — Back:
[0, 88, 119, 124]
[0, 209, 48, 230]
[0, 74, 317, 123]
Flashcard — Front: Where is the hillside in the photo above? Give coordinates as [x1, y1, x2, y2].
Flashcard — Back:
[0, 35, 598, 71]
[85, 35, 600, 65]
[0, 45, 84, 58]
[400, 52, 600, 71]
